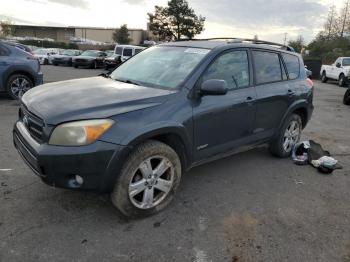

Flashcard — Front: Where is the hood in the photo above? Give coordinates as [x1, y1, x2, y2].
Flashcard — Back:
[22, 77, 177, 125]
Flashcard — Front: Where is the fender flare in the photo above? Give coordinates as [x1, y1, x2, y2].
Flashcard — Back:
[99, 123, 193, 192]
[2, 66, 36, 88]
[275, 100, 310, 137]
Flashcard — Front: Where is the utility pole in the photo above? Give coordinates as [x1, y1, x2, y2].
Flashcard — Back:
[283, 33, 288, 45]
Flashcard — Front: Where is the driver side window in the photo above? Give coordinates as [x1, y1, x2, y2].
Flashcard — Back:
[202, 50, 250, 90]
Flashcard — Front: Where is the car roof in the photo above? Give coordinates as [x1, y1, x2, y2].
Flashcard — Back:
[160, 40, 296, 54]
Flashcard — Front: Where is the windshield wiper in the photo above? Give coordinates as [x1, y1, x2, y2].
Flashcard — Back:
[115, 78, 141, 86]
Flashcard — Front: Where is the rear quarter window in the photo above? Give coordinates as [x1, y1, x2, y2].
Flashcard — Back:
[253, 51, 282, 84]
[282, 53, 300, 80]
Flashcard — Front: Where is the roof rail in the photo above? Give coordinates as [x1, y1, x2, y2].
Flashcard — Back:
[176, 37, 295, 52]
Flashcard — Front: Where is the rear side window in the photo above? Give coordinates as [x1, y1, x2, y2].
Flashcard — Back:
[282, 53, 300, 80]
[253, 51, 282, 84]
[123, 48, 132, 57]
[202, 50, 250, 90]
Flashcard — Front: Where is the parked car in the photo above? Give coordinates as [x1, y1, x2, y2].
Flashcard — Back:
[4, 41, 33, 54]
[344, 88, 350, 105]
[13, 39, 314, 217]
[52, 49, 82, 66]
[305, 66, 312, 79]
[104, 54, 122, 69]
[33, 48, 60, 65]
[0, 41, 43, 99]
[114, 45, 145, 62]
[72, 50, 107, 69]
[320, 57, 350, 87]
[105, 50, 114, 57]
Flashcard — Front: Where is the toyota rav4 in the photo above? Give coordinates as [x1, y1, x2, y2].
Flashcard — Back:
[13, 39, 314, 217]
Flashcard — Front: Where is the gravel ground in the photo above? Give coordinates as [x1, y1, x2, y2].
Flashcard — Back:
[0, 66, 349, 262]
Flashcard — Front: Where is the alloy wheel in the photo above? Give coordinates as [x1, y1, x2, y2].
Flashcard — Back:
[128, 156, 174, 209]
[283, 120, 300, 152]
[10, 77, 32, 99]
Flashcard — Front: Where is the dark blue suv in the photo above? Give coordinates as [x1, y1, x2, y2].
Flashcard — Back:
[13, 39, 314, 217]
[0, 41, 43, 99]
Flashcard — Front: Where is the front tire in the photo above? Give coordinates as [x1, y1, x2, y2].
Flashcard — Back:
[344, 88, 350, 105]
[339, 74, 347, 87]
[111, 140, 182, 218]
[321, 71, 328, 83]
[6, 74, 34, 100]
[270, 114, 302, 158]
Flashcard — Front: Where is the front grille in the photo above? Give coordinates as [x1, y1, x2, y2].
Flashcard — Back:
[19, 106, 44, 143]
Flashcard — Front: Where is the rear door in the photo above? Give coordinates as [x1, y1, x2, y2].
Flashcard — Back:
[0, 44, 11, 91]
[252, 50, 292, 140]
[193, 49, 256, 160]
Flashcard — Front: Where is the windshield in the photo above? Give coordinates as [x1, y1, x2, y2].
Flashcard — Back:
[81, 50, 98, 57]
[110, 46, 209, 89]
[34, 49, 48, 55]
[61, 50, 77, 56]
[115, 47, 123, 55]
[343, 58, 350, 66]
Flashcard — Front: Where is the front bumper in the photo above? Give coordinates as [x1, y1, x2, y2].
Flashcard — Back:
[13, 121, 125, 192]
[73, 60, 94, 67]
[53, 59, 71, 65]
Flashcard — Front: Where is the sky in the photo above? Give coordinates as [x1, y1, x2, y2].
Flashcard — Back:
[0, 0, 346, 44]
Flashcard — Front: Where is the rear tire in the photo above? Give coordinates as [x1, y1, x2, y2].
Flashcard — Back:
[6, 74, 34, 100]
[270, 114, 302, 158]
[111, 140, 182, 218]
[339, 74, 347, 87]
[321, 71, 328, 83]
[344, 88, 350, 105]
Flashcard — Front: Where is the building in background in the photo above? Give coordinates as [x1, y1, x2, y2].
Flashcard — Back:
[9, 24, 147, 45]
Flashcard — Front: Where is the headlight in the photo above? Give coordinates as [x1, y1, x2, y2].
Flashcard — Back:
[49, 119, 114, 146]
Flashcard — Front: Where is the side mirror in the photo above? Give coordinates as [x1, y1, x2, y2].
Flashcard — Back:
[336, 62, 341, 68]
[200, 79, 228, 96]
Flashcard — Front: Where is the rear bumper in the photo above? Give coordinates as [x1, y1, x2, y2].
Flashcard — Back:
[13, 121, 126, 192]
[34, 72, 44, 86]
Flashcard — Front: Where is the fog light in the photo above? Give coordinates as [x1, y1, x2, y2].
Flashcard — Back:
[68, 174, 84, 188]
[75, 175, 84, 185]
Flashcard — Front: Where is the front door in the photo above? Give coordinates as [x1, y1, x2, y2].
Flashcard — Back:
[193, 49, 256, 161]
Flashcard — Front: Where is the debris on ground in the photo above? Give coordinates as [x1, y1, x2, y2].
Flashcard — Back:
[292, 140, 342, 174]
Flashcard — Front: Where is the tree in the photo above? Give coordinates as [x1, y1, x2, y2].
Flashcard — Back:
[288, 35, 305, 53]
[113, 24, 132, 44]
[148, 0, 205, 41]
[0, 20, 13, 38]
[338, 0, 350, 37]
[323, 4, 338, 40]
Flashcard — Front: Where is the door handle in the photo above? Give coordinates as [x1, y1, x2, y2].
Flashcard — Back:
[287, 89, 295, 96]
[246, 96, 254, 101]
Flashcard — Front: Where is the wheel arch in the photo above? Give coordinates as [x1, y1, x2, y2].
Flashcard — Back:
[99, 126, 193, 192]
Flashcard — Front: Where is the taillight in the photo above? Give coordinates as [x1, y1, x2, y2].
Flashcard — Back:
[306, 78, 313, 88]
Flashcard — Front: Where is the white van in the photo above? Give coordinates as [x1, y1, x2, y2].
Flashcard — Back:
[114, 45, 145, 62]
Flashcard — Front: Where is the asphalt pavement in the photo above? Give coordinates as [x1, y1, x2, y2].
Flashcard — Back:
[0, 66, 349, 262]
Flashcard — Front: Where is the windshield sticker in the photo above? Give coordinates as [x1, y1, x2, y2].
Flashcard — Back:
[184, 48, 210, 55]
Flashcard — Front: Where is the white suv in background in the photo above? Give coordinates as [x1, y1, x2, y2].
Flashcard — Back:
[33, 48, 61, 65]
[114, 45, 145, 62]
